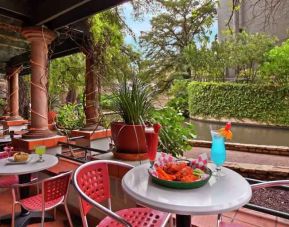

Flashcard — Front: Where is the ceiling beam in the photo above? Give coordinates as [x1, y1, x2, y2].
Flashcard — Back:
[0, 0, 30, 20]
[33, 0, 92, 26]
[46, 0, 128, 30]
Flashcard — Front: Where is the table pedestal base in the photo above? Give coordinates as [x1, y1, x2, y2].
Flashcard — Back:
[176, 214, 191, 227]
[0, 212, 54, 227]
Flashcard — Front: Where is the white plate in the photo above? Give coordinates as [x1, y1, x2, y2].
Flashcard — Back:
[6, 156, 32, 164]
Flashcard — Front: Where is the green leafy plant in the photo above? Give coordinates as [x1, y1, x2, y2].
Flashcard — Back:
[150, 107, 195, 157]
[56, 103, 85, 130]
[188, 82, 289, 125]
[100, 94, 116, 110]
[167, 80, 190, 117]
[113, 77, 153, 125]
[261, 39, 289, 84]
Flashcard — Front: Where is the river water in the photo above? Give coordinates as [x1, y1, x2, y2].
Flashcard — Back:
[190, 120, 289, 147]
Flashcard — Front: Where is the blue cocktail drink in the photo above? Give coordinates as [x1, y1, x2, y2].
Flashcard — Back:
[211, 130, 226, 175]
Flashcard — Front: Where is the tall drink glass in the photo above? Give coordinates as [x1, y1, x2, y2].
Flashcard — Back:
[211, 130, 226, 176]
[146, 131, 159, 168]
[35, 146, 46, 162]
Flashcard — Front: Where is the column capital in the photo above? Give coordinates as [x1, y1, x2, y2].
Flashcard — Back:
[21, 27, 56, 44]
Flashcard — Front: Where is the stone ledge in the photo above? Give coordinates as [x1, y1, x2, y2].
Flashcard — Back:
[224, 162, 289, 180]
[1, 119, 28, 127]
[71, 129, 111, 140]
[12, 135, 67, 151]
[189, 140, 289, 156]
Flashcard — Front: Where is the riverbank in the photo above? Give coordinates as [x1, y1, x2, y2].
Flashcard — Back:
[191, 117, 289, 129]
[190, 119, 289, 146]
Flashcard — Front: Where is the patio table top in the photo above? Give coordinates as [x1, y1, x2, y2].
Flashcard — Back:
[122, 163, 252, 215]
[0, 154, 58, 175]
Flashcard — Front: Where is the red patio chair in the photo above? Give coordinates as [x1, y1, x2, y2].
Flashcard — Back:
[11, 171, 73, 227]
[217, 180, 289, 227]
[73, 160, 171, 227]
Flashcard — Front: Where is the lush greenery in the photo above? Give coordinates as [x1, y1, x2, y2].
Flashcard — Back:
[182, 32, 276, 82]
[150, 107, 195, 157]
[49, 53, 85, 103]
[140, 0, 216, 90]
[56, 104, 85, 130]
[188, 82, 289, 125]
[261, 38, 289, 85]
[167, 80, 190, 117]
[112, 77, 153, 125]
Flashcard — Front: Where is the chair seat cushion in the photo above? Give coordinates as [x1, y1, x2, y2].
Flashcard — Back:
[0, 175, 18, 188]
[20, 194, 64, 211]
[220, 222, 244, 227]
[98, 207, 169, 227]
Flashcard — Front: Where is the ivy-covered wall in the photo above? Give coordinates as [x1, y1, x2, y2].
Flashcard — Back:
[188, 82, 289, 125]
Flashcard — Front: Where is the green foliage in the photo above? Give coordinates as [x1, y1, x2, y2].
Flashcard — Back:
[56, 104, 85, 130]
[167, 80, 189, 117]
[100, 94, 116, 110]
[182, 32, 276, 82]
[113, 77, 153, 125]
[0, 98, 6, 115]
[150, 107, 195, 157]
[261, 39, 289, 84]
[188, 82, 289, 125]
[140, 0, 216, 89]
[49, 53, 85, 100]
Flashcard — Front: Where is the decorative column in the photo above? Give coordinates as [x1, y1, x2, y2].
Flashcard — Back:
[21, 27, 56, 139]
[82, 52, 100, 130]
[6, 66, 22, 120]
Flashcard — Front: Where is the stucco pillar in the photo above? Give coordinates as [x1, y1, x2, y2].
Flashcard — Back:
[21, 27, 56, 139]
[6, 66, 22, 120]
[82, 53, 101, 131]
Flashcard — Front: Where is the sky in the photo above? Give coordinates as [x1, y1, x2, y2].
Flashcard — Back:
[120, 2, 218, 49]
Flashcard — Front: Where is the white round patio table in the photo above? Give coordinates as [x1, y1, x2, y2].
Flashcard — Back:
[0, 154, 58, 227]
[0, 154, 58, 175]
[122, 163, 252, 227]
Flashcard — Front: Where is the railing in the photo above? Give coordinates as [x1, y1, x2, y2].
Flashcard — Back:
[58, 140, 110, 162]
[245, 177, 289, 219]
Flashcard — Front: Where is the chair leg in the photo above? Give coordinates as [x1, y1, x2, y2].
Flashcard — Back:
[11, 202, 16, 227]
[41, 210, 45, 227]
[54, 207, 57, 220]
[64, 203, 73, 227]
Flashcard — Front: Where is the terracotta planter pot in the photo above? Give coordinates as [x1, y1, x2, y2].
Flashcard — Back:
[48, 111, 57, 124]
[111, 122, 147, 154]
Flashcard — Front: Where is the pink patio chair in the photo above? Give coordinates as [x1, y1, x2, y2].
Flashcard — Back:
[11, 171, 73, 227]
[73, 160, 171, 227]
[218, 180, 289, 227]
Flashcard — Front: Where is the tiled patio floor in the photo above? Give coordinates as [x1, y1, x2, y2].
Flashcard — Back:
[0, 189, 288, 227]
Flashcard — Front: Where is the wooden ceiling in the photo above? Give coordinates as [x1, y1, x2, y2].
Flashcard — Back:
[0, 0, 128, 75]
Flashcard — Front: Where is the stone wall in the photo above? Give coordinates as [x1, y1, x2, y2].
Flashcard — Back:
[225, 162, 289, 180]
[190, 140, 289, 156]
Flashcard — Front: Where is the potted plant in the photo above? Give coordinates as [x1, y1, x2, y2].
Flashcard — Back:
[111, 77, 153, 160]
[48, 94, 60, 124]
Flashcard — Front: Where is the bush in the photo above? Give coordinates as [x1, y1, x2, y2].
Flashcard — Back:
[149, 107, 195, 157]
[100, 94, 116, 110]
[188, 82, 289, 125]
[261, 39, 289, 84]
[56, 103, 85, 130]
[167, 80, 189, 117]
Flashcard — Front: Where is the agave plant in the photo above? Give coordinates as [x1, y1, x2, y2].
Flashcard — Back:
[113, 77, 153, 125]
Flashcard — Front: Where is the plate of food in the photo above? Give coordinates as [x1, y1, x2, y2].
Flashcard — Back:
[149, 153, 211, 189]
[7, 152, 31, 164]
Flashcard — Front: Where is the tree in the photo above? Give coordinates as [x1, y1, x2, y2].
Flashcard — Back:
[49, 53, 85, 104]
[261, 38, 289, 84]
[140, 0, 216, 90]
[181, 32, 276, 82]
